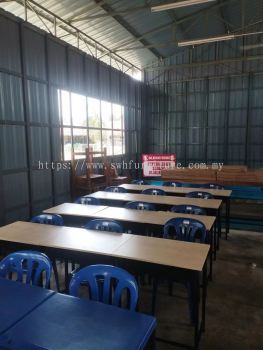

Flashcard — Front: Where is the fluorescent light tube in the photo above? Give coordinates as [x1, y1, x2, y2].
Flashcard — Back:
[151, 0, 216, 12]
[178, 34, 235, 47]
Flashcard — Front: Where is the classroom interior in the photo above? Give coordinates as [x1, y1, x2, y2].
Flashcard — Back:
[0, 1, 263, 349]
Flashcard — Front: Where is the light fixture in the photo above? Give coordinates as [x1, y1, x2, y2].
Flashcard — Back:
[151, 0, 216, 12]
[178, 34, 235, 47]
[178, 30, 263, 47]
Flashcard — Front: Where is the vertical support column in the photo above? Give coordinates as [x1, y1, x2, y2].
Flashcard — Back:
[204, 77, 209, 163]
[44, 35, 55, 206]
[245, 72, 252, 165]
[19, 22, 33, 219]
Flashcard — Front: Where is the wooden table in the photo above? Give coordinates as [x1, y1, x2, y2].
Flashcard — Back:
[0, 221, 209, 350]
[88, 191, 222, 241]
[89, 191, 222, 211]
[44, 204, 215, 232]
[44, 204, 217, 267]
[119, 184, 231, 237]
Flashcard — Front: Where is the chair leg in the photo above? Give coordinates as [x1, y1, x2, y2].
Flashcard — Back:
[186, 282, 195, 325]
[151, 279, 158, 315]
[52, 261, 60, 293]
[168, 281, 173, 296]
[65, 260, 69, 292]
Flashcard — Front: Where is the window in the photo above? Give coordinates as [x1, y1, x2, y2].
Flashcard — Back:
[58, 91, 125, 160]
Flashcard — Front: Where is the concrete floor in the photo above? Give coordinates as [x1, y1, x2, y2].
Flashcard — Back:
[137, 229, 263, 350]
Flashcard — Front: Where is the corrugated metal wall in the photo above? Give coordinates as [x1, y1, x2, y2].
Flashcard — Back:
[0, 9, 143, 226]
[145, 38, 263, 168]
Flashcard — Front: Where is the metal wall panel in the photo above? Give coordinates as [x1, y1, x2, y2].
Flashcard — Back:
[31, 169, 52, 201]
[30, 126, 51, 165]
[47, 38, 67, 87]
[0, 73, 24, 122]
[0, 10, 144, 225]
[0, 125, 27, 170]
[68, 48, 84, 92]
[0, 15, 21, 73]
[3, 173, 29, 208]
[26, 80, 48, 123]
[23, 26, 46, 80]
[146, 42, 263, 168]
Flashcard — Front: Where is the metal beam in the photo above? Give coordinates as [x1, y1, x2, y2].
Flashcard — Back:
[13, 0, 141, 72]
[94, 0, 162, 59]
[145, 54, 263, 72]
[67, 0, 107, 22]
[111, 0, 237, 52]
[70, 5, 150, 23]
[115, 41, 177, 52]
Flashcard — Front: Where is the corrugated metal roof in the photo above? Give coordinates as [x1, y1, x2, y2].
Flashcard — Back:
[0, 0, 263, 78]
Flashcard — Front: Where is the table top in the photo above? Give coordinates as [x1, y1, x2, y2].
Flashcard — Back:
[0, 284, 156, 350]
[0, 221, 132, 255]
[0, 278, 54, 333]
[120, 184, 232, 198]
[43, 203, 107, 217]
[90, 191, 222, 210]
[114, 235, 209, 272]
[0, 222, 209, 272]
[94, 207, 215, 231]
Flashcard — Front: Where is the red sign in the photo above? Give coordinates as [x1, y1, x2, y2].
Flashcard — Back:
[142, 154, 176, 177]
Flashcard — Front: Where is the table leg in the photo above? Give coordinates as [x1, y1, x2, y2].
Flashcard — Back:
[213, 224, 217, 261]
[217, 207, 221, 250]
[226, 198, 230, 239]
[201, 261, 208, 333]
[193, 273, 200, 350]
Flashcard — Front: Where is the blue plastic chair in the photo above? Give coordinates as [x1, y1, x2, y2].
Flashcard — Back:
[163, 181, 182, 187]
[202, 183, 224, 190]
[75, 196, 101, 205]
[31, 214, 64, 226]
[31, 214, 62, 290]
[0, 251, 52, 288]
[170, 204, 207, 215]
[131, 179, 150, 185]
[186, 191, 214, 199]
[142, 188, 166, 196]
[154, 218, 207, 322]
[125, 201, 156, 211]
[163, 217, 207, 243]
[104, 186, 127, 193]
[84, 219, 124, 233]
[69, 264, 138, 311]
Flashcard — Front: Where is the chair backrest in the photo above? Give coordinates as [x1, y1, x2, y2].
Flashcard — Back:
[0, 251, 52, 288]
[69, 264, 138, 311]
[163, 181, 182, 187]
[84, 219, 124, 233]
[75, 196, 100, 205]
[202, 183, 224, 190]
[186, 191, 214, 199]
[170, 204, 206, 215]
[31, 214, 64, 226]
[131, 179, 150, 185]
[142, 188, 166, 196]
[163, 218, 207, 243]
[125, 201, 156, 211]
[104, 186, 127, 193]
